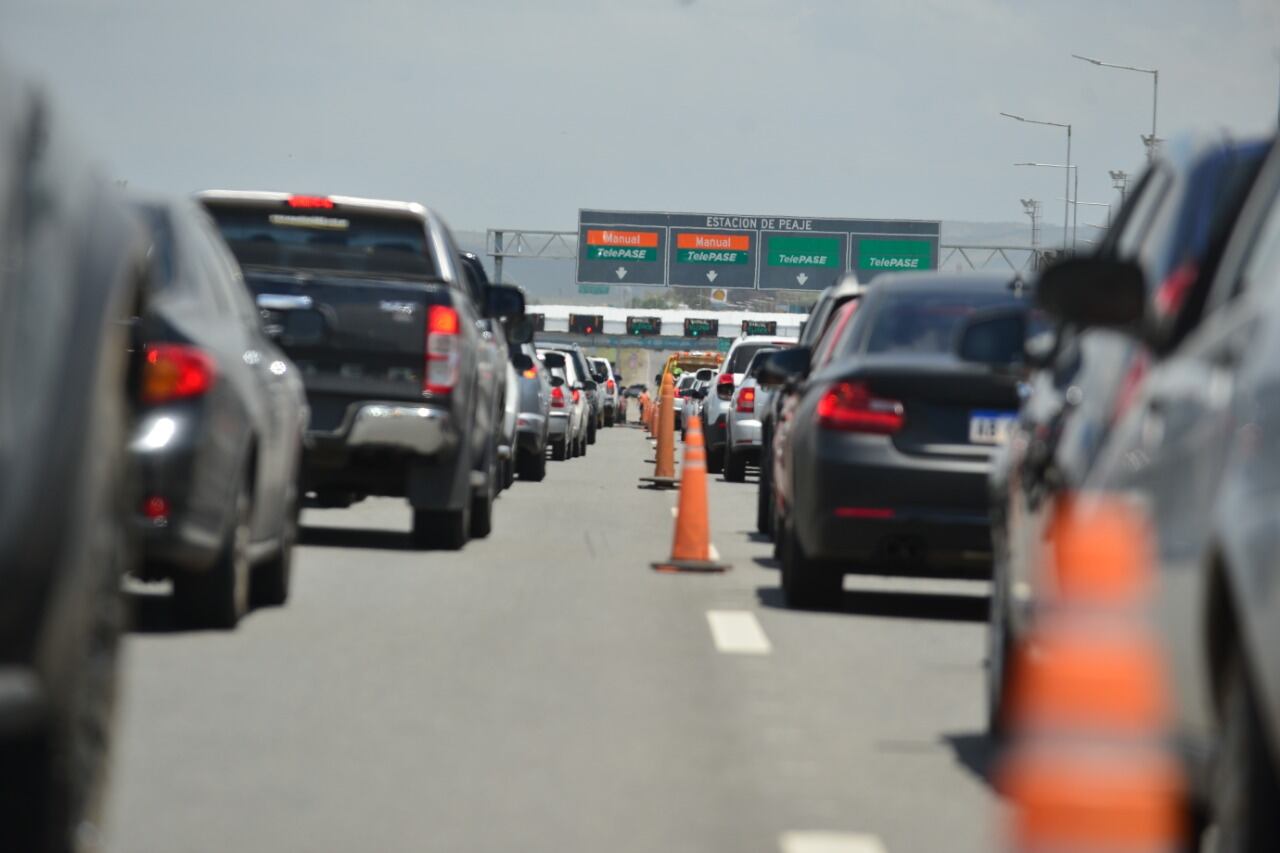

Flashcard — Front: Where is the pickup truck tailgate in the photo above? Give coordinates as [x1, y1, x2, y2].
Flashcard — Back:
[246, 269, 444, 432]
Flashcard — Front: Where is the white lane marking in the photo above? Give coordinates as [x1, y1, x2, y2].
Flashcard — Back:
[706, 610, 771, 655]
[780, 832, 888, 853]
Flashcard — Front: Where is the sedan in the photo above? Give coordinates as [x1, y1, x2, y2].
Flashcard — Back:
[764, 273, 1031, 608]
[132, 198, 308, 629]
[724, 346, 785, 481]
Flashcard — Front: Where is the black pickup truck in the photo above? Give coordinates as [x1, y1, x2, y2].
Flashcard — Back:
[197, 191, 527, 549]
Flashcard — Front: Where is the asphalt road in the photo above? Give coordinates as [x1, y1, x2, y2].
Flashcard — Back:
[104, 422, 1003, 853]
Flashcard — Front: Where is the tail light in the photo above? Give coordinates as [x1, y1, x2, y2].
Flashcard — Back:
[716, 373, 735, 399]
[141, 495, 169, 521]
[572, 388, 582, 403]
[550, 386, 566, 409]
[141, 344, 216, 403]
[424, 305, 460, 396]
[522, 368, 538, 380]
[736, 386, 756, 413]
[286, 194, 335, 209]
[816, 381, 904, 434]
[1153, 261, 1199, 318]
[607, 379, 616, 392]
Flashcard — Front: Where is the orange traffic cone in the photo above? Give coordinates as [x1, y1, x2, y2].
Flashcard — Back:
[998, 496, 1187, 853]
[652, 415, 729, 573]
[639, 373, 679, 489]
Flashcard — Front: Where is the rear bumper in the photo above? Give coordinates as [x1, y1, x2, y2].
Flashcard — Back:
[547, 412, 570, 439]
[798, 433, 994, 577]
[516, 413, 548, 453]
[730, 417, 763, 447]
[706, 415, 728, 452]
[342, 404, 453, 456]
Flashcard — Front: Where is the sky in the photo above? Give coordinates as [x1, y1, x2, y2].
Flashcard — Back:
[3, 0, 1278, 237]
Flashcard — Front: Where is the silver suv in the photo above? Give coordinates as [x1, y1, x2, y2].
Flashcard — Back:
[702, 335, 798, 474]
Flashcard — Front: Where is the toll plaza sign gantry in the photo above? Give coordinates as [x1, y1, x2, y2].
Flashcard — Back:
[576, 209, 941, 291]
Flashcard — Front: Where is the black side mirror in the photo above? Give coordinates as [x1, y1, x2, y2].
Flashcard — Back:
[1036, 257, 1146, 329]
[508, 315, 535, 344]
[758, 346, 812, 388]
[582, 380, 598, 392]
[956, 308, 1028, 368]
[512, 353, 534, 372]
[485, 283, 526, 321]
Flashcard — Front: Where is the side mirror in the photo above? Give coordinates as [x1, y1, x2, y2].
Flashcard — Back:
[508, 315, 535, 344]
[758, 346, 812, 388]
[582, 380, 598, 392]
[1036, 257, 1146, 329]
[484, 283, 526, 321]
[715, 374, 735, 400]
[655, 374, 662, 384]
[512, 353, 534, 372]
[956, 308, 1028, 369]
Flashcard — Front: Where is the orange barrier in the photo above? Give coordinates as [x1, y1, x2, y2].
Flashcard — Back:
[639, 373, 678, 489]
[998, 497, 1187, 853]
[652, 414, 730, 573]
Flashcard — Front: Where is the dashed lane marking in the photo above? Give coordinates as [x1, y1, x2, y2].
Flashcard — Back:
[706, 610, 771, 655]
[779, 832, 888, 853]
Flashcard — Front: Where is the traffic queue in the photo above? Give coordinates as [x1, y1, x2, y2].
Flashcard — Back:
[672, 134, 1280, 850]
[0, 70, 619, 851]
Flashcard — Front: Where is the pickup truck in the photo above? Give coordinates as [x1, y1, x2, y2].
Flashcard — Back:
[197, 191, 528, 549]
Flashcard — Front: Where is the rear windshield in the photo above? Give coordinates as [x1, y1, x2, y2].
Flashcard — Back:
[204, 203, 437, 278]
[726, 343, 771, 373]
[540, 352, 567, 369]
[862, 290, 1025, 356]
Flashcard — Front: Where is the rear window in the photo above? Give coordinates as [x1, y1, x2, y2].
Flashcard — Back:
[862, 290, 1024, 356]
[726, 343, 771, 373]
[540, 352, 566, 369]
[204, 203, 437, 278]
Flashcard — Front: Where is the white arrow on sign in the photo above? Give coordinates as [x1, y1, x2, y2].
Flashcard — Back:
[615, 267, 628, 280]
[796, 272, 809, 286]
[706, 270, 718, 283]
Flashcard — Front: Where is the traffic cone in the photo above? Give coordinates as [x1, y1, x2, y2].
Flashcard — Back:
[998, 496, 1187, 853]
[639, 373, 679, 489]
[652, 415, 730, 573]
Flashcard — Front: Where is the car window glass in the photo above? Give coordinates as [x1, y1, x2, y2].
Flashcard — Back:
[863, 291, 1021, 355]
[816, 299, 861, 366]
[1114, 168, 1171, 260]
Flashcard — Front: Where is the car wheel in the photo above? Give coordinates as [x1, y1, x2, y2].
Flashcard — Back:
[503, 455, 516, 490]
[1212, 647, 1280, 853]
[587, 420, 597, 445]
[706, 443, 725, 475]
[412, 505, 469, 550]
[757, 455, 774, 535]
[551, 439, 567, 461]
[174, 480, 252, 629]
[470, 451, 497, 539]
[724, 447, 748, 482]
[517, 449, 547, 482]
[251, 483, 297, 609]
[781, 520, 842, 609]
[985, 571, 1013, 739]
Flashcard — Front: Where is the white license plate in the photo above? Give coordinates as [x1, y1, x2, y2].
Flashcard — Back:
[969, 411, 1017, 445]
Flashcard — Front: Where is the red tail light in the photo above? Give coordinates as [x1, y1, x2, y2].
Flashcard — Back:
[572, 388, 582, 403]
[816, 381, 904, 434]
[287, 194, 334, 209]
[736, 386, 756, 413]
[607, 379, 616, 392]
[1153, 261, 1199, 318]
[424, 305, 460, 396]
[522, 368, 538, 380]
[141, 495, 170, 521]
[550, 386, 566, 409]
[716, 373, 735, 399]
[141, 344, 216, 403]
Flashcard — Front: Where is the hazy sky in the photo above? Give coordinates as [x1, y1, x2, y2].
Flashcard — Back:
[4, 0, 1278, 235]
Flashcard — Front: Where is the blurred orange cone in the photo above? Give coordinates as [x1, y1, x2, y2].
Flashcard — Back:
[653, 415, 730, 573]
[998, 496, 1187, 853]
[640, 373, 678, 489]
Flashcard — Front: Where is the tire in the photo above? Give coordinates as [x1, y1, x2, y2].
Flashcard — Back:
[1212, 648, 1280, 853]
[706, 443, 725, 475]
[469, 448, 496, 539]
[587, 419, 597, 445]
[604, 410, 615, 427]
[412, 506, 469, 550]
[505, 456, 516, 489]
[173, 481, 252, 630]
[757, 454, 774, 535]
[517, 449, 547, 482]
[251, 485, 297, 609]
[551, 439, 568, 462]
[724, 447, 748, 482]
[781, 520, 842, 609]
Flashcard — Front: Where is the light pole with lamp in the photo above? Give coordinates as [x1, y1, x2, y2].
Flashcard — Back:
[1072, 54, 1160, 162]
[1016, 162, 1079, 250]
[1021, 198, 1042, 253]
[1002, 112, 1073, 252]
[1110, 170, 1130, 204]
[1059, 198, 1113, 229]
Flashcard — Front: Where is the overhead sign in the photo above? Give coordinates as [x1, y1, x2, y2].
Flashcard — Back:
[741, 320, 777, 335]
[683, 318, 719, 339]
[577, 209, 939, 290]
[626, 316, 663, 336]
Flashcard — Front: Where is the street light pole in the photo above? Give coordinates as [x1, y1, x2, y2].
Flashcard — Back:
[1072, 54, 1160, 162]
[1015, 162, 1078, 250]
[1002, 112, 1073, 252]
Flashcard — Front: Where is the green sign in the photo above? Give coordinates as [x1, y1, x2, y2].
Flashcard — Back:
[578, 284, 610, 295]
[675, 249, 750, 265]
[768, 236, 841, 267]
[858, 239, 932, 271]
[586, 246, 658, 262]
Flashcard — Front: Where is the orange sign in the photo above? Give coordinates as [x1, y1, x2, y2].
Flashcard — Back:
[586, 229, 659, 248]
[675, 233, 751, 251]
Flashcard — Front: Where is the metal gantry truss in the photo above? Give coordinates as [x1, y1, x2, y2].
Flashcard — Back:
[486, 228, 1043, 283]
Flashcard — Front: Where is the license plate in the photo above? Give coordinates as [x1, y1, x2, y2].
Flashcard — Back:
[969, 411, 1017, 445]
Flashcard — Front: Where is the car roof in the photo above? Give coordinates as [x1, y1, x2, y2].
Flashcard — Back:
[196, 189, 429, 218]
[864, 271, 1025, 295]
